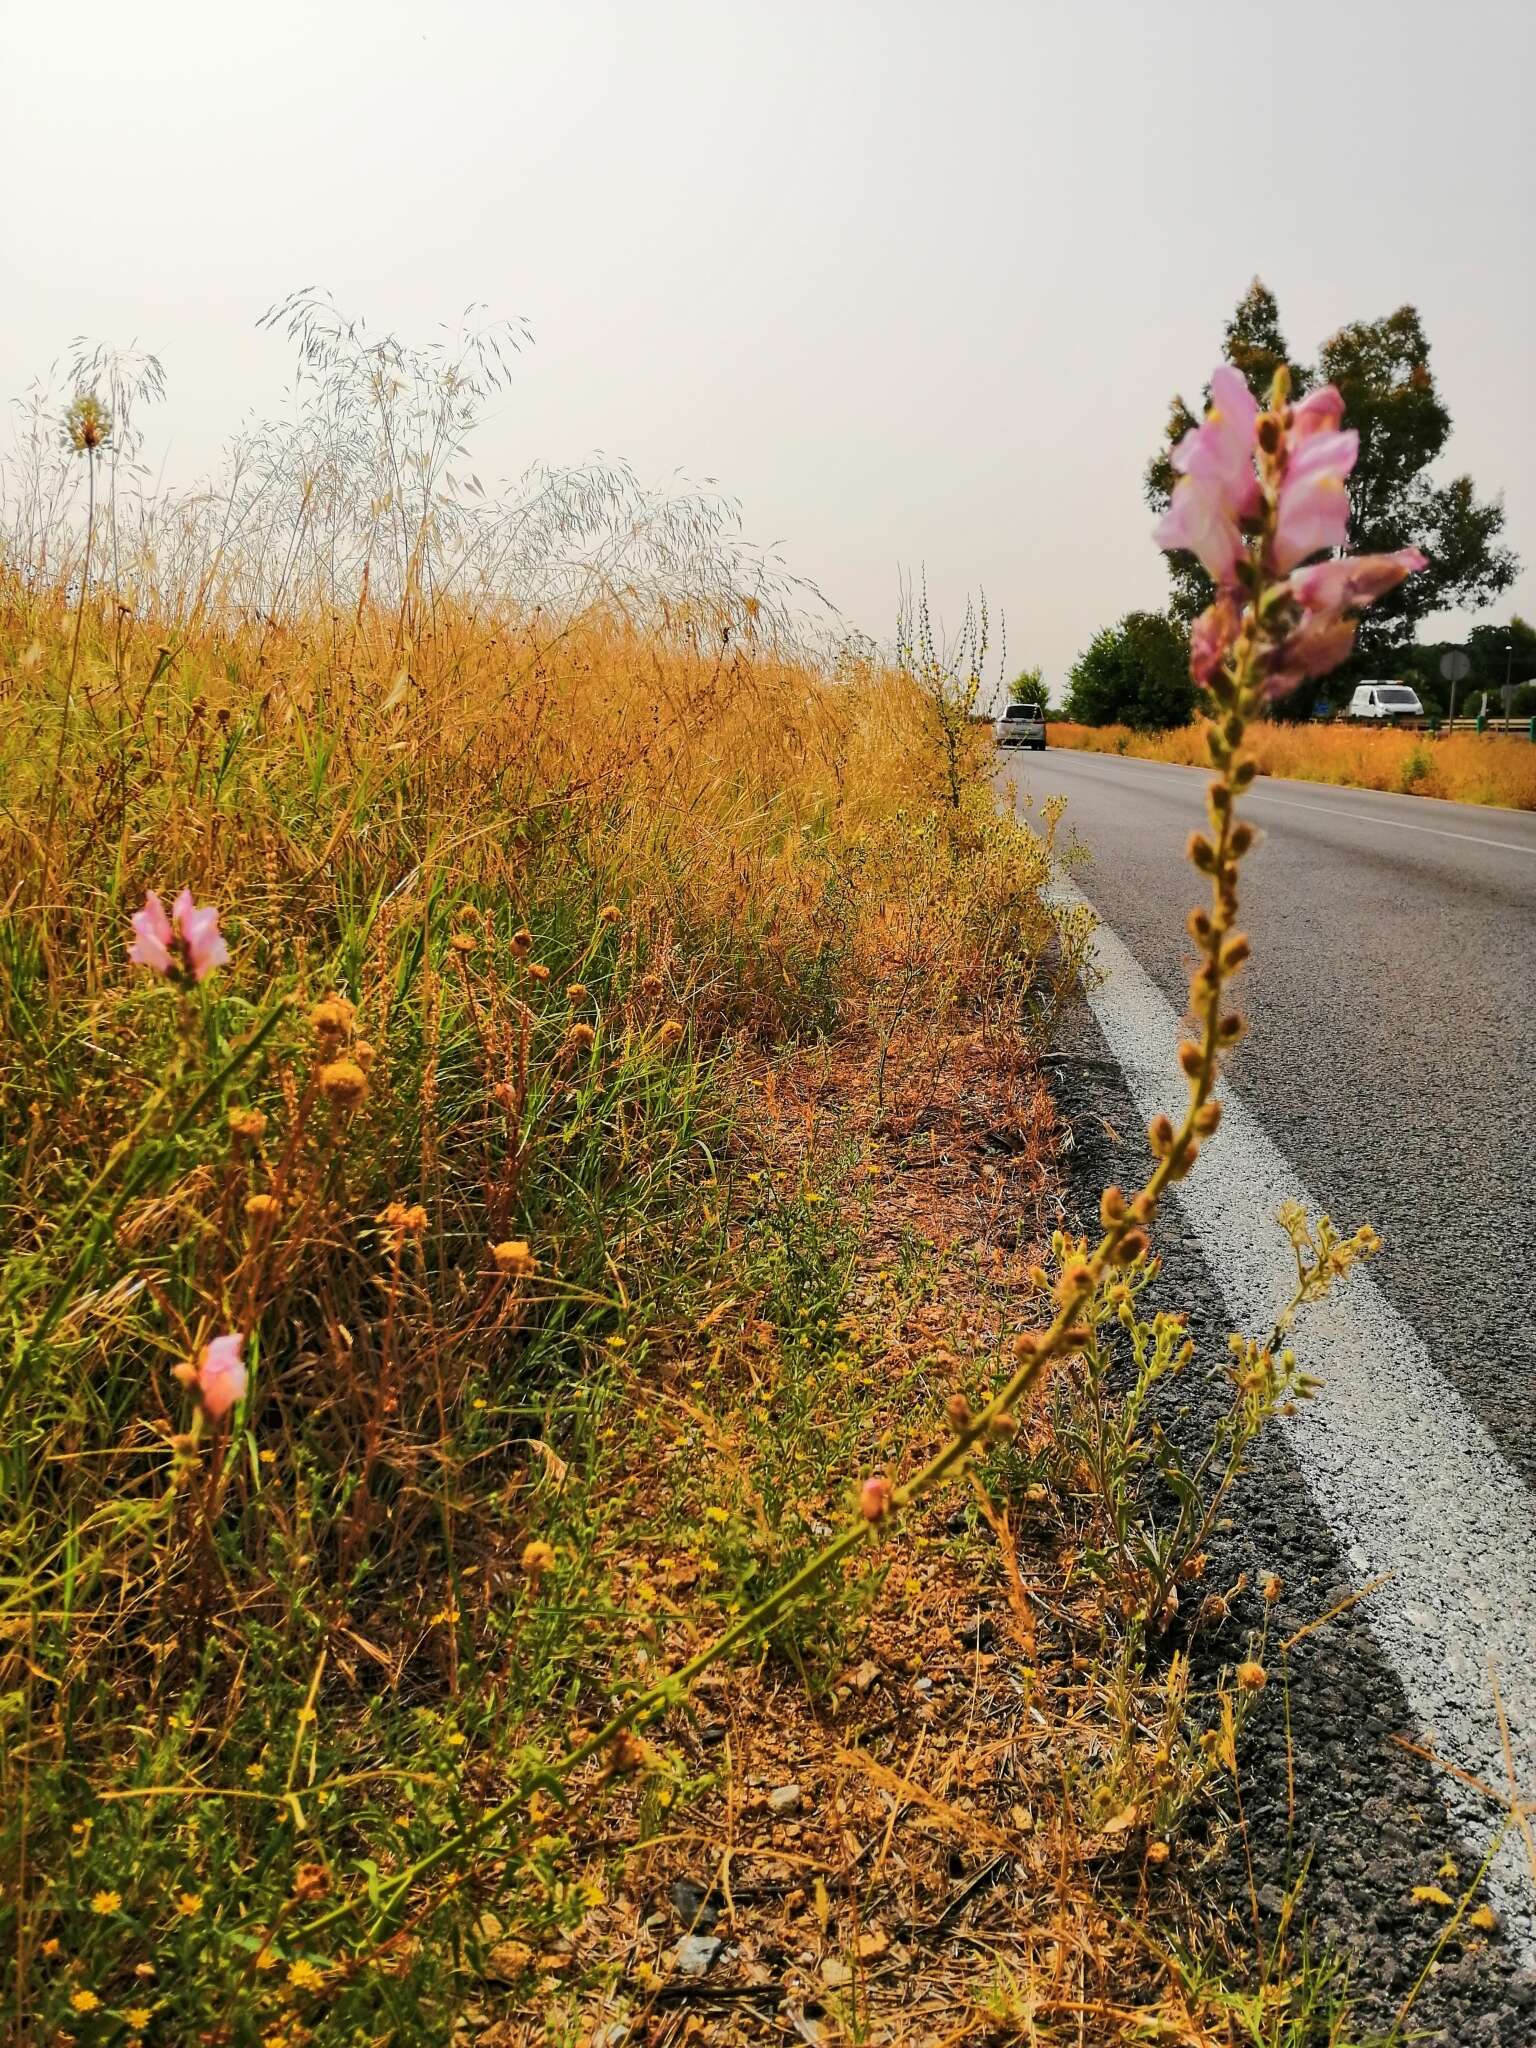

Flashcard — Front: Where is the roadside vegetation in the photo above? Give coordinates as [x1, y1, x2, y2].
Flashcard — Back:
[4, 307, 1493, 2045]
[1049, 717, 1536, 810]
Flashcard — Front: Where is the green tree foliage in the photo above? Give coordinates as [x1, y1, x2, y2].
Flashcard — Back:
[1383, 616, 1536, 718]
[1008, 663, 1045, 706]
[1066, 611, 1196, 730]
[1146, 284, 1519, 683]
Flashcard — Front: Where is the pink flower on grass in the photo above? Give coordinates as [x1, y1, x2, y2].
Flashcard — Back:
[129, 889, 229, 983]
[1272, 428, 1359, 571]
[175, 1332, 248, 1419]
[1154, 365, 1262, 585]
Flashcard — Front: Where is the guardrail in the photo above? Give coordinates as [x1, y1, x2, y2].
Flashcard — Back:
[1312, 714, 1536, 740]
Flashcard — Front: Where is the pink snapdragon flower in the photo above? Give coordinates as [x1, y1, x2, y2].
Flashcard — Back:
[1289, 383, 1345, 442]
[1189, 592, 1241, 685]
[1153, 365, 1262, 585]
[175, 1331, 248, 1419]
[129, 888, 229, 983]
[1290, 547, 1429, 615]
[1272, 427, 1360, 571]
[1263, 544, 1430, 698]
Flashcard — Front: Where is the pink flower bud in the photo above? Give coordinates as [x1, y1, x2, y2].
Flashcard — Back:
[187, 1332, 247, 1418]
[859, 1475, 894, 1522]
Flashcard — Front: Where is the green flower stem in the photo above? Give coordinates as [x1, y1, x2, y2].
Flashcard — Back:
[0, 994, 293, 1430]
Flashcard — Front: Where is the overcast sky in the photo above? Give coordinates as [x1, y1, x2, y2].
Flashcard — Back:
[4, 0, 1532, 694]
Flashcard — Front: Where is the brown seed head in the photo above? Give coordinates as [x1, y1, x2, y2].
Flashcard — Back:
[1178, 1040, 1204, 1078]
[228, 1107, 267, 1141]
[1236, 1660, 1268, 1692]
[1229, 822, 1255, 857]
[449, 931, 478, 955]
[607, 1728, 646, 1774]
[380, 1201, 428, 1235]
[353, 1039, 377, 1071]
[1099, 1185, 1127, 1227]
[492, 1239, 537, 1277]
[525, 962, 551, 984]
[658, 1019, 685, 1052]
[511, 927, 533, 956]
[244, 1192, 281, 1227]
[1261, 1572, 1282, 1603]
[566, 1021, 596, 1052]
[1147, 1113, 1176, 1158]
[1193, 1100, 1223, 1136]
[597, 904, 622, 926]
[566, 982, 588, 1004]
[945, 1392, 973, 1431]
[309, 996, 355, 1043]
[1011, 1330, 1040, 1361]
[319, 1059, 368, 1111]
[1113, 1227, 1150, 1266]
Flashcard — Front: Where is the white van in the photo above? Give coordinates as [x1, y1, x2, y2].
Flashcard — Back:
[1346, 682, 1423, 722]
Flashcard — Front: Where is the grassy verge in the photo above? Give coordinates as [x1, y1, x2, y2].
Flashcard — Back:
[1050, 717, 1536, 810]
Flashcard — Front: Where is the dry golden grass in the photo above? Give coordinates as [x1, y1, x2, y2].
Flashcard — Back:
[1052, 716, 1536, 810]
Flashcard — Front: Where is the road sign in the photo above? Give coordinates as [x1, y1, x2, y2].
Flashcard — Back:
[1440, 650, 1472, 682]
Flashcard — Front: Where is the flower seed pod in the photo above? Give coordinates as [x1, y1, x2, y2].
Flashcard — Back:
[1220, 933, 1251, 970]
[319, 1058, 368, 1111]
[353, 1039, 377, 1071]
[945, 1392, 973, 1432]
[449, 930, 478, 955]
[1012, 1331, 1040, 1361]
[525, 962, 550, 984]
[1187, 832, 1217, 874]
[1235, 1660, 1268, 1692]
[492, 1239, 537, 1277]
[1194, 1100, 1223, 1136]
[1099, 1185, 1127, 1227]
[511, 927, 533, 956]
[1178, 1040, 1203, 1078]
[244, 1192, 281, 1228]
[567, 982, 588, 1005]
[597, 904, 622, 926]
[1147, 1114, 1175, 1157]
[1112, 1227, 1149, 1266]
[566, 1022, 596, 1052]
[1228, 823, 1255, 857]
[228, 1106, 267, 1141]
[657, 1019, 685, 1052]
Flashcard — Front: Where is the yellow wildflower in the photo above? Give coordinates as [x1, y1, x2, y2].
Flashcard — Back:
[90, 1889, 121, 1915]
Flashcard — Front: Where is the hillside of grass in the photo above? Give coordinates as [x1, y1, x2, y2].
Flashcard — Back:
[1051, 716, 1536, 809]
[0, 319, 1403, 2045]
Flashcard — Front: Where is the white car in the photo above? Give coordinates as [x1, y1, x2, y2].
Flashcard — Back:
[1345, 682, 1423, 721]
[995, 702, 1047, 750]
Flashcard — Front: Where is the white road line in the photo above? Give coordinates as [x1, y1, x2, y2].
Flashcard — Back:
[1042, 750, 1536, 856]
[1051, 871, 1536, 1950]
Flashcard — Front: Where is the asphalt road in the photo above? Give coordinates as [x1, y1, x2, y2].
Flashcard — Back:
[997, 744, 1536, 2031]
